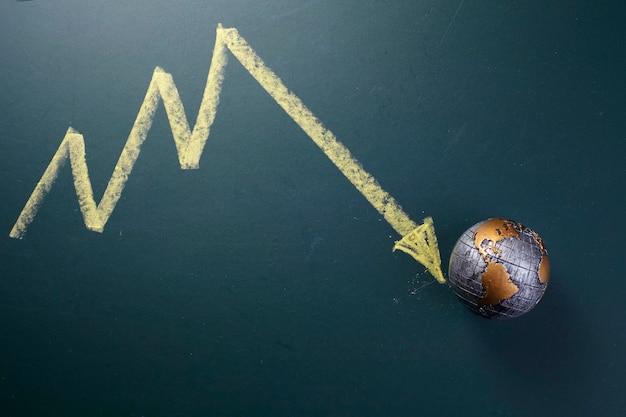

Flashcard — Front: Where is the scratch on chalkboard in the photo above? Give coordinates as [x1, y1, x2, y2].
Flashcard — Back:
[438, 0, 466, 47]
[445, 123, 467, 153]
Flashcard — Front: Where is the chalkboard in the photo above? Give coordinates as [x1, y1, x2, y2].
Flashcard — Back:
[1, 1, 624, 416]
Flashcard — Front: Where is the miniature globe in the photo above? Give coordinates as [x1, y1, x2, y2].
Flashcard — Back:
[448, 218, 550, 319]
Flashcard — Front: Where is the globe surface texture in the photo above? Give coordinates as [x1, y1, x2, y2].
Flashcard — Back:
[448, 218, 550, 319]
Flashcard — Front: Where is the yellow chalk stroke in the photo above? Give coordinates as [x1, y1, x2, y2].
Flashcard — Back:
[9, 24, 445, 283]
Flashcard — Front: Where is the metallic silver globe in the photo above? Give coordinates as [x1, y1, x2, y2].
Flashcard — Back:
[448, 218, 550, 319]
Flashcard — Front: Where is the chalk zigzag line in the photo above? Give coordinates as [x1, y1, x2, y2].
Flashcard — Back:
[9, 24, 444, 282]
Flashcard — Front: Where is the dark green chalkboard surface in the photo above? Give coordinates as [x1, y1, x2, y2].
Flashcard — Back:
[1, 1, 624, 416]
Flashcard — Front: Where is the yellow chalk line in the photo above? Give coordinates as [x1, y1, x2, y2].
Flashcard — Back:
[9, 24, 444, 283]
